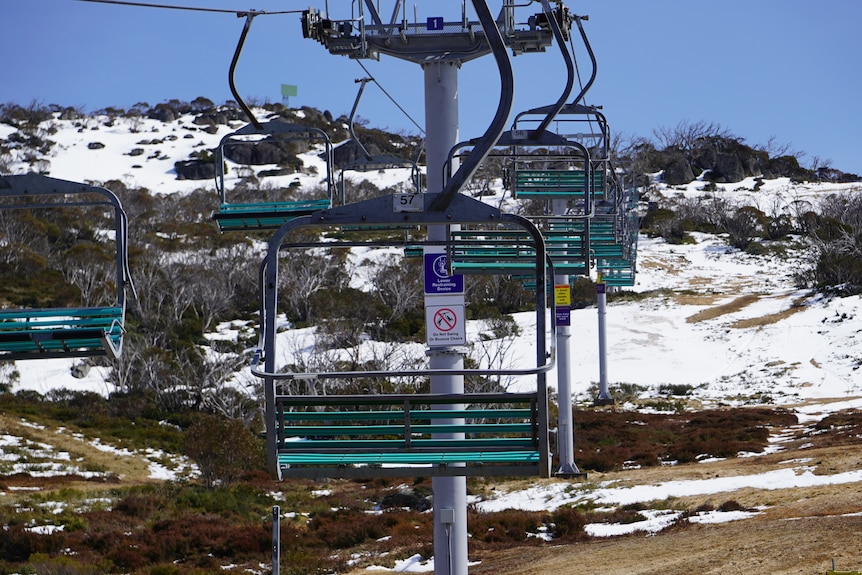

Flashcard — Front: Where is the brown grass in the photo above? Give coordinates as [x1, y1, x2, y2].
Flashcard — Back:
[686, 294, 761, 323]
[729, 295, 810, 329]
[639, 258, 687, 274]
[0, 413, 158, 500]
[672, 293, 723, 306]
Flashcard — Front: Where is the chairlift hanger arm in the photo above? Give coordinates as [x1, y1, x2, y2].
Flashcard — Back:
[532, 0, 575, 137]
[229, 11, 262, 130]
[347, 78, 374, 161]
[569, 14, 596, 107]
[0, 176, 133, 294]
[512, 12, 595, 130]
[429, 0, 513, 211]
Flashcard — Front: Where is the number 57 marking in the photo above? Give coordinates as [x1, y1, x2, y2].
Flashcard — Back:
[393, 193, 423, 212]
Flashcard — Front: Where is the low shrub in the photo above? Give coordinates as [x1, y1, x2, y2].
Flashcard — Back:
[574, 407, 798, 471]
[548, 506, 588, 541]
[308, 508, 391, 549]
[468, 508, 545, 545]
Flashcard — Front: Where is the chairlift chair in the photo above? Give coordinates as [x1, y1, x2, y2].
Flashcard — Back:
[252, 192, 557, 480]
[213, 12, 337, 231]
[0, 174, 131, 360]
[212, 119, 336, 231]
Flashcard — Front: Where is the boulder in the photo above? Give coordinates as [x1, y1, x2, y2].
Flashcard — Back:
[224, 140, 301, 166]
[70, 361, 91, 379]
[663, 155, 694, 185]
[174, 159, 215, 180]
[148, 104, 177, 123]
[711, 153, 745, 183]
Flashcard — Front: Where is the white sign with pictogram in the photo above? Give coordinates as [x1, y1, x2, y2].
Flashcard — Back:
[425, 304, 466, 346]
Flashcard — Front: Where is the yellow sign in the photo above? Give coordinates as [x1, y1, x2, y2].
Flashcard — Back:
[554, 284, 571, 306]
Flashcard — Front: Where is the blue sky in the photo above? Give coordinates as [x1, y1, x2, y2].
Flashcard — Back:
[3, 0, 860, 175]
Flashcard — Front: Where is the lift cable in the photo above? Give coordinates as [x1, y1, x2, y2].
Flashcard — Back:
[80, 0, 424, 142]
[76, 0, 303, 16]
[355, 60, 426, 137]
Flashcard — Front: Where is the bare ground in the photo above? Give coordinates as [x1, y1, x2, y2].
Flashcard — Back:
[465, 407, 862, 575]
[469, 510, 862, 575]
[477, 436, 862, 575]
[4, 398, 861, 574]
[350, 423, 862, 575]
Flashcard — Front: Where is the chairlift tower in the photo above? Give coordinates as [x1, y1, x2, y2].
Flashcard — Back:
[301, 3, 560, 575]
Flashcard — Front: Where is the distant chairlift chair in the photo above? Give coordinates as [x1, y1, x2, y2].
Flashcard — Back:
[440, 6, 601, 281]
[513, 105, 639, 286]
[442, 130, 596, 279]
[508, 9, 639, 287]
[212, 119, 336, 231]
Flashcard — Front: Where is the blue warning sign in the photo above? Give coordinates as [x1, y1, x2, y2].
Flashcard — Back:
[424, 253, 464, 295]
[556, 306, 571, 327]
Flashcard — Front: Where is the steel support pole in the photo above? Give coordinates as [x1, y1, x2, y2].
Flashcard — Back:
[554, 276, 578, 475]
[424, 61, 468, 575]
[595, 281, 613, 404]
[552, 199, 579, 475]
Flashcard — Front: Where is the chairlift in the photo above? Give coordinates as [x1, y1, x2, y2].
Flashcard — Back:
[438, 1, 596, 277]
[212, 10, 336, 231]
[0, 174, 131, 360]
[506, 9, 605, 207]
[505, 10, 639, 283]
[212, 119, 335, 231]
[253, 2, 558, 480]
[337, 78, 422, 204]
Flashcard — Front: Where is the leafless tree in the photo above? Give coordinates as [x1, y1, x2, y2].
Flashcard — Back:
[278, 245, 347, 323]
[757, 135, 804, 161]
[60, 243, 115, 306]
[185, 244, 259, 332]
[809, 156, 832, 172]
[368, 253, 423, 323]
[194, 349, 257, 421]
[652, 120, 731, 153]
[467, 315, 521, 393]
[796, 193, 862, 293]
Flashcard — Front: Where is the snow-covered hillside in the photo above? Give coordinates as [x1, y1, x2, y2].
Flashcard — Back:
[4, 108, 862, 571]
[3, 107, 862, 417]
